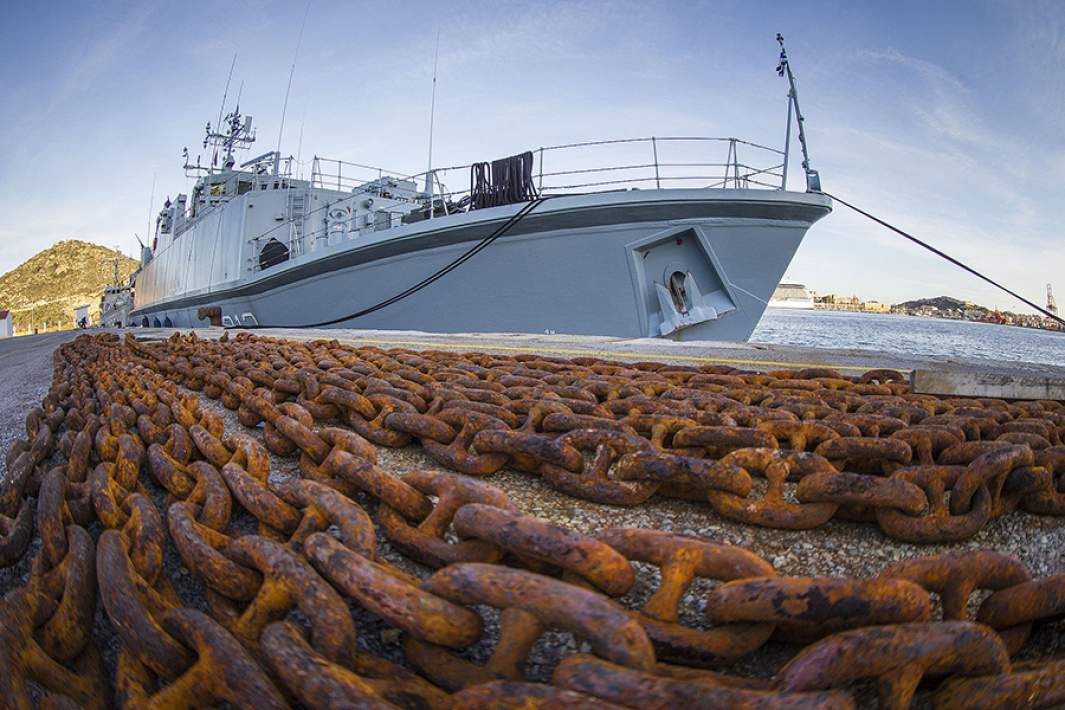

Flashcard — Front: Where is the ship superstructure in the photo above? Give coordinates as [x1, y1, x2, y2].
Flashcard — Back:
[99, 251, 135, 327]
[132, 37, 831, 340]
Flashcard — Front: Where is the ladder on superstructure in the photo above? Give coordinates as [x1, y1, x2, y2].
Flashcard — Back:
[288, 191, 306, 256]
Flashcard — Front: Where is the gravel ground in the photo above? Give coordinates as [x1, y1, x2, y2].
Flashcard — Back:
[1, 331, 1063, 709]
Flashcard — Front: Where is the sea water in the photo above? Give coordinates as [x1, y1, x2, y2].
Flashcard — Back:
[752, 309, 1065, 368]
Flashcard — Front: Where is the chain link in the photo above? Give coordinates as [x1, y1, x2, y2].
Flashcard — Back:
[0, 331, 1062, 708]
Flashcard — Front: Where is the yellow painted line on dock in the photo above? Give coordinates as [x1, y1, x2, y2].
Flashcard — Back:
[263, 332, 909, 373]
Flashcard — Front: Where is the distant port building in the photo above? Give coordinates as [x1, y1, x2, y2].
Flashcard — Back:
[0, 310, 10, 338]
[814, 294, 891, 313]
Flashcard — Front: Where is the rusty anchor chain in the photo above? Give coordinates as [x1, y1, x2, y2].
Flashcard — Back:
[0, 331, 1063, 709]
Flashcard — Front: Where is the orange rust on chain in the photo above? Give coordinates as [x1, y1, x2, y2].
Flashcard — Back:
[795, 470, 928, 516]
[932, 656, 1065, 710]
[709, 448, 838, 529]
[876, 464, 993, 543]
[209, 534, 358, 664]
[1022, 445, 1065, 514]
[453, 504, 636, 595]
[539, 428, 661, 505]
[97, 529, 191, 678]
[5, 332, 1065, 709]
[814, 436, 913, 475]
[704, 575, 931, 642]
[976, 574, 1065, 654]
[621, 413, 700, 449]
[115, 608, 288, 709]
[470, 428, 583, 473]
[379, 470, 512, 568]
[452, 679, 627, 709]
[879, 550, 1032, 621]
[950, 444, 1033, 516]
[412, 408, 512, 475]
[407, 563, 655, 691]
[219, 461, 302, 534]
[349, 393, 419, 447]
[28, 523, 97, 662]
[757, 420, 840, 452]
[553, 655, 855, 710]
[773, 622, 1010, 710]
[672, 425, 778, 457]
[0, 584, 109, 710]
[597, 528, 777, 665]
[612, 449, 753, 500]
[305, 532, 483, 647]
[273, 477, 377, 556]
[323, 448, 433, 519]
[177, 459, 232, 530]
[146, 442, 195, 497]
[167, 501, 262, 601]
[261, 620, 451, 709]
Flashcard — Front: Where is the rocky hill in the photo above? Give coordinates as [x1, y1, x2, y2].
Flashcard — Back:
[893, 296, 982, 312]
[0, 241, 137, 332]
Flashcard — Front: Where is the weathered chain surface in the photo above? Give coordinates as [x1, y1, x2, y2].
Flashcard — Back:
[0, 330, 1061, 709]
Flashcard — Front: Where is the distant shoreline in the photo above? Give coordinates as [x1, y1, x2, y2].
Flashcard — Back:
[766, 306, 1063, 334]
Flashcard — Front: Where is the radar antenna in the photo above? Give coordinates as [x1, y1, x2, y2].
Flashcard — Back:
[776, 34, 820, 192]
[184, 108, 256, 177]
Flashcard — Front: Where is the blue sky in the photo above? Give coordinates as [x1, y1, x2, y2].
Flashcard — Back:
[1, 0, 1062, 312]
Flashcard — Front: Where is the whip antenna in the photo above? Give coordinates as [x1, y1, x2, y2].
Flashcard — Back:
[276, 0, 311, 174]
[425, 31, 441, 214]
[213, 53, 237, 167]
[145, 172, 156, 247]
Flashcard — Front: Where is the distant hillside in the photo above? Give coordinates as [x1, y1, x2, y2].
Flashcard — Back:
[0, 240, 137, 332]
[894, 296, 984, 312]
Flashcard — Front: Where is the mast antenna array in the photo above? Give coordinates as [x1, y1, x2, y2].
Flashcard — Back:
[185, 108, 256, 177]
[776, 34, 820, 192]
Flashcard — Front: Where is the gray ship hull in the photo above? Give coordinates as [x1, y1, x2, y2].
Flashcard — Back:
[132, 189, 830, 340]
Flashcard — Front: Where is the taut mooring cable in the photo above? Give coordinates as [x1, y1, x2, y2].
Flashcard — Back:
[821, 191, 1065, 327]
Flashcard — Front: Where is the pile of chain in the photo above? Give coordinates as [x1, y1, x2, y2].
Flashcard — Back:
[0, 331, 1061, 709]
[154, 331, 1065, 543]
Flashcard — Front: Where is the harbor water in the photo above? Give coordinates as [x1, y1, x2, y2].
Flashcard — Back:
[752, 308, 1065, 368]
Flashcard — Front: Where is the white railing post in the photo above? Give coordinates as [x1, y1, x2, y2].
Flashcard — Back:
[538, 148, 544, 193]
[427, 169, 435, 221]
[651, 137, 661, 189]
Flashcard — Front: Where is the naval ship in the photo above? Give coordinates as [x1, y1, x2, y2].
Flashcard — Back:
[131, 37, 831, 340]
[99, 252, 135, 327]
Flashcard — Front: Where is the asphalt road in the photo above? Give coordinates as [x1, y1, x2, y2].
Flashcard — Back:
[0, 331, 83, 472]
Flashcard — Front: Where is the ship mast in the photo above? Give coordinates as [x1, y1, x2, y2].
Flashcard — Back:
[184, 108, 256, 177]
[776, 34, 821, 192]
[101, 246, 123, 288]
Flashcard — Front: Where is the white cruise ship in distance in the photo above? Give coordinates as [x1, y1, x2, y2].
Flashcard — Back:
[768, 282, 815, 309]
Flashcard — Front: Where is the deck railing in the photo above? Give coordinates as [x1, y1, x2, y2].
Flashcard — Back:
[247, 137, 786, 273]
[310, 136, 786, 206]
